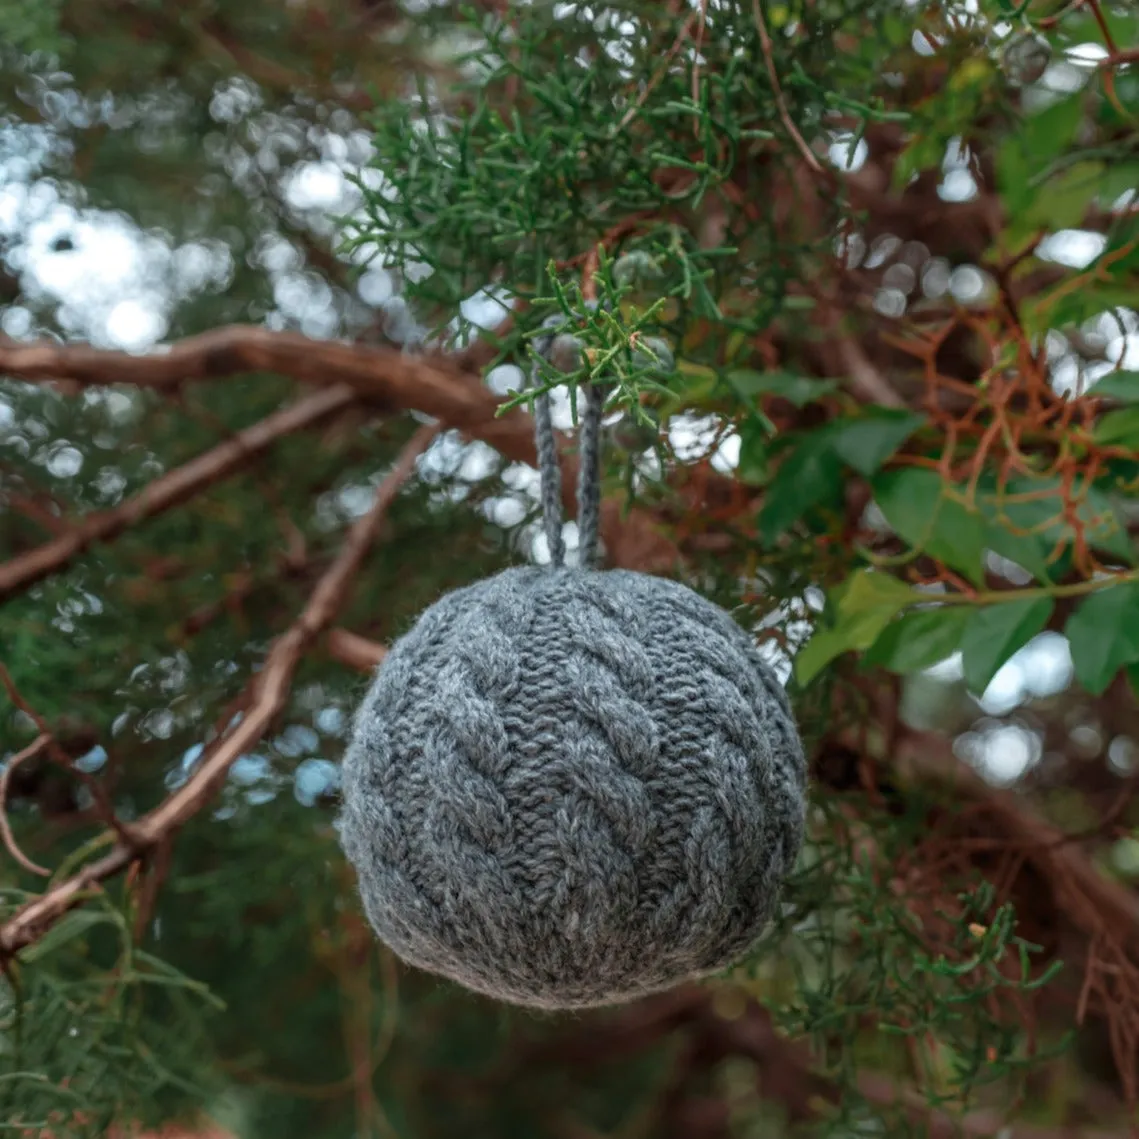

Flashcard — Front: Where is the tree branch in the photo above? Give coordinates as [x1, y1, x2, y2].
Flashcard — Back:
[0, 327, 517, 450]
[895, 730, 1139, 940]
[0, 424, 437, 958]
[326, 628, 388, 672]
[0, 327, 681, 572]
[831, 335, 906, 409]
[0, 386, 354, 603]
[0, 735, 51, 877]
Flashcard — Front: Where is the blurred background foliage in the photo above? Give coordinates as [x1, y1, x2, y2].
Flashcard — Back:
[1, 0, 1139, 1136]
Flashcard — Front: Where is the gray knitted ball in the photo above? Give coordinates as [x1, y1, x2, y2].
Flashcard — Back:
[339, 564, 807, 1010]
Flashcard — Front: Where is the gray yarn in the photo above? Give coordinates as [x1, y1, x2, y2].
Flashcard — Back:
[338, 313, 807, 1009]
[529, 359, 566, 567]
[340, 566, 806, 1009]
[574, 379, 604, 568]
[530, 310, 605, 568]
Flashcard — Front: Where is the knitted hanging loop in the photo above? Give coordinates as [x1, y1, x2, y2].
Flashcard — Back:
[528, 310, 605, 568]
[339, 316, 808, 1010]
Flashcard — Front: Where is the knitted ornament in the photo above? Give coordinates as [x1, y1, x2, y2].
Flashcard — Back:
[339, 315, 807, 1010]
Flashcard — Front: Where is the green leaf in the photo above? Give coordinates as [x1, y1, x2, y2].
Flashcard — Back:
[1023, 94, 1084, 169]
[1077, 486, 1135, 565]
[960, 596, 1055, 694]
[795, 570, 921, 684]
[1008, 162, 1104, 246]
[1036, 281, 1139, 331]
[982, 518, 1054, 583]
[1099, 164, 1139, 206]
[757, 433, 844, 541]
[977, 476, 1058, 583]
[727, 369, 838, 408]
[872, 468, 987, 586]
[996, 137, 1033, 214]
[736, 417, 770, 485]
[893, 132, 945, 188]
[862, 605, 971, 675]
[997, 94, 1085, 221]
[1090, 371, 1139, 403]
[838, 567, 920, 612]
[1064, 580, 1139, 695]
[1095, 406, 1139, 448]
[1128, 661, 1139, 701]
[830, 410, 925, 477]
[795, 626, 865, 685]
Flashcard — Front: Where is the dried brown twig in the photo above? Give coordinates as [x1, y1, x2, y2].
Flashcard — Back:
[0, 734, 51, 876]
[326, 628, 388, 672]
[891, 729, 1139, 939]
[0, 423, 438, 959]
[750, 0, 825, 176]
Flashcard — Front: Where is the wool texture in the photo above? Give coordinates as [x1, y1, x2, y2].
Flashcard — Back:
[339, 564, 808, 1009]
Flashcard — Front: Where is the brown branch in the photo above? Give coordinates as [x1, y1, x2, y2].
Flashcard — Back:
[750, 0, 825, 176]
[0, 424, 437, 959]
[0, 328, 507, 444]
[0, 735, 51, 877]
[716, 999, 1126, 1138]
[0, 326, 681, 572]
[894, 730, 1139, 938]
[526, 986, 1126, 1138]
[831, 335, 907, 409]
[0, 386, 354, 603]
[326, 628, 388, 672]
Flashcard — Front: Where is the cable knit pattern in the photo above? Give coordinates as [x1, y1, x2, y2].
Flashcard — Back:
[339, 565, 807, 1009]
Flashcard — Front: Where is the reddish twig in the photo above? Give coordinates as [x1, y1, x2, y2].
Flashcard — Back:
[750, 0, 825, 175]
[616, 6, 700, 131]
[0, 735, 51, 876]
[0, 424, 438, 959]
[326, 628, 388, 672]
[130, 833, 174, 944]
